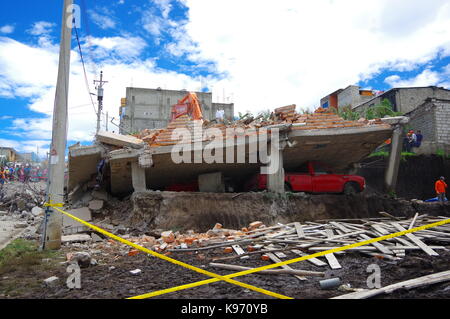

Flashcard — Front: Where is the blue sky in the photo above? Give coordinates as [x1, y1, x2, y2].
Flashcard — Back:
[1, 0, 450, 157]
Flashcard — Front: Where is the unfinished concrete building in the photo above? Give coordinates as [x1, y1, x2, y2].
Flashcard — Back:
[405, 97, 450, 154]
[353, 86, 450, 114]
[119, 87, 234, 134]
[320, 85, 377, 110]
[69, 99, 408, 199]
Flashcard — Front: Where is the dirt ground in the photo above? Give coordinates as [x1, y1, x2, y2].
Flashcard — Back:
[1, 237, 449, 300]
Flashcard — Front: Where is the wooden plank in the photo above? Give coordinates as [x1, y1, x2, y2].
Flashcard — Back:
[308, 246, 446, 251]
[329, 222, 352, 233]
[408, 213, 419, 230]
[266, 253, 306, 281]
[274, 251, 287, 258]
[293, 222, 305, 239]
[324, 253, 342, 269]
[391, 222, 439, 256]
[359, 233, 392, 255]
[291, 249, 327, 267]
[209, 263, 325, 277]
[393, 243, 405, 257]
[232, 245, 249, 259]
[332, 270, 450, 299]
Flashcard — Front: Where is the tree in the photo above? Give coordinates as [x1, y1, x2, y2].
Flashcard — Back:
[365, 99, 403, 120]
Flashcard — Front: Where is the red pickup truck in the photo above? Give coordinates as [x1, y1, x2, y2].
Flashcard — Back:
[244, 161, 365, 194]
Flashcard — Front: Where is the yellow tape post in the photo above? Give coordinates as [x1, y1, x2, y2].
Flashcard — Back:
[46, 203, 292, 299]
[130, 217, 450, 299]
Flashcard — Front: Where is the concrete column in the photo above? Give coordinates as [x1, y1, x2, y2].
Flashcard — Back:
[384, 125, 403, 193]
[131, 161, 147, 192]
[267, 146, 285, 194]
[198, 172, 225, 193]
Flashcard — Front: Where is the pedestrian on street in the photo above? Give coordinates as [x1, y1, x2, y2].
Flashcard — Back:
[435, 176, 448, 205]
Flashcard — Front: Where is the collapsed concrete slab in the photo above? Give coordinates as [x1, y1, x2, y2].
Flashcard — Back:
[96, 131, 145, 149]
[63, 207, 92, 228]
[67, 144, 104, 194]
[68, 105, 408, 197]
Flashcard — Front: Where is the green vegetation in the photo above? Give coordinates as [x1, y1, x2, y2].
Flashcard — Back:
[334, 99, 403, 121]
[368, 150, 418, 160]
[365, 99, 403, 120]
[436, 149, 450, 159]
[368, 151, 389, 158]
[0, 239, 63, 297]
[335, 106, 361, 121]
[0, 239, 59, 274]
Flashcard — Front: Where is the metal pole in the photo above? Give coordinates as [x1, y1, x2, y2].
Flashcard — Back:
[43, 0, 73, 250]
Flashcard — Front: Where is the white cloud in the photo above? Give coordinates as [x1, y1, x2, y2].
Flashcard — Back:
[83, 35, 148, 61]
[0, 138, 50, 155]
[28, 21, 55, 36]
[384, 69, 443, 88]
[0, 33, 205, 146]
[153, 0, 173, 19]
[0, 25, 14, 34]
[89, 9, 117, 30]
[171, 0, 450, 112]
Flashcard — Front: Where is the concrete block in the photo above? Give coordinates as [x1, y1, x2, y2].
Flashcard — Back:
[44, 276, 59, 287]
[88, 200, 104, 211]
[31, 207, 44, 217]
[61, 234, 92, 243]
[63, 207, 92, 228]
[91, 190, 109, 201]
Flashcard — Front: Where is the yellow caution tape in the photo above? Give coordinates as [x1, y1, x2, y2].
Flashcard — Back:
[131, 217, 450, 299]
[46, 203, 292, 299]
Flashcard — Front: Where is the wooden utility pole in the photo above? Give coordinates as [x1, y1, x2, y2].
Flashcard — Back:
[43, 0, 73, 250]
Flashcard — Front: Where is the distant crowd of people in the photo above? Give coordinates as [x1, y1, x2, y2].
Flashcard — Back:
[0, 163, 48, 186]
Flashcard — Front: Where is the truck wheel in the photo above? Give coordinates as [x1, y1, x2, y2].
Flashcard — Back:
[343, 182, 359, 195]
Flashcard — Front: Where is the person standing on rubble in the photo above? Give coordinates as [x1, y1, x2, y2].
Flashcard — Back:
[435, 176, 448, 205]
[8, 166, 14, 181]
[18, 165, 25, 183]
[24, 164, 31, 183]
[0, 166, 6, 187]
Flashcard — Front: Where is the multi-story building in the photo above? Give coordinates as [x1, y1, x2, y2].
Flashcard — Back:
[119, 87, 234, 134]
[320, 85, 378, 110]
[404, 97, 450, 154]
[0, 147, 19, 162]
[353, 86, 450, 114]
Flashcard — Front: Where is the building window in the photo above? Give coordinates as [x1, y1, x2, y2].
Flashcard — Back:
[322, 101, 329, 109]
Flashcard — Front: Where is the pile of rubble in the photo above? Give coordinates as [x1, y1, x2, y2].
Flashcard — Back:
[127, 105, 389, 148]
[0, 182, 47, 242]
[61, 214, 449, 269]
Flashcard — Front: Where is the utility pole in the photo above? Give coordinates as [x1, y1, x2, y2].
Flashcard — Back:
[94, 71, 108, 134]
[43, 0, 73, 250]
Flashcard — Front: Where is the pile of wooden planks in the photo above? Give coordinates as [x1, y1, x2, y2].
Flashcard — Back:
[169, 215, 450, 274]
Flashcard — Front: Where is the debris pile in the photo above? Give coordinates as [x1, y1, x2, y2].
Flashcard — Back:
[64, 214, 449, 273]
[125, 105, 390, 148]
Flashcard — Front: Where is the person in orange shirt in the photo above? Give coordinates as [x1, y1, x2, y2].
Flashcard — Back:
[435, 176, 448, 205]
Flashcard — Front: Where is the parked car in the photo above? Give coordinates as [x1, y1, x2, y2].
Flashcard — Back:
[244, 161, 365, 194]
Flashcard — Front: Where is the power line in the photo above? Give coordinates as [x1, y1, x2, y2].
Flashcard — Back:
[74, 25, 98, 117]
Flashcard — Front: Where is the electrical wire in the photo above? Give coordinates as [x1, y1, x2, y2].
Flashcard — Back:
[74, 25, 98, 117]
